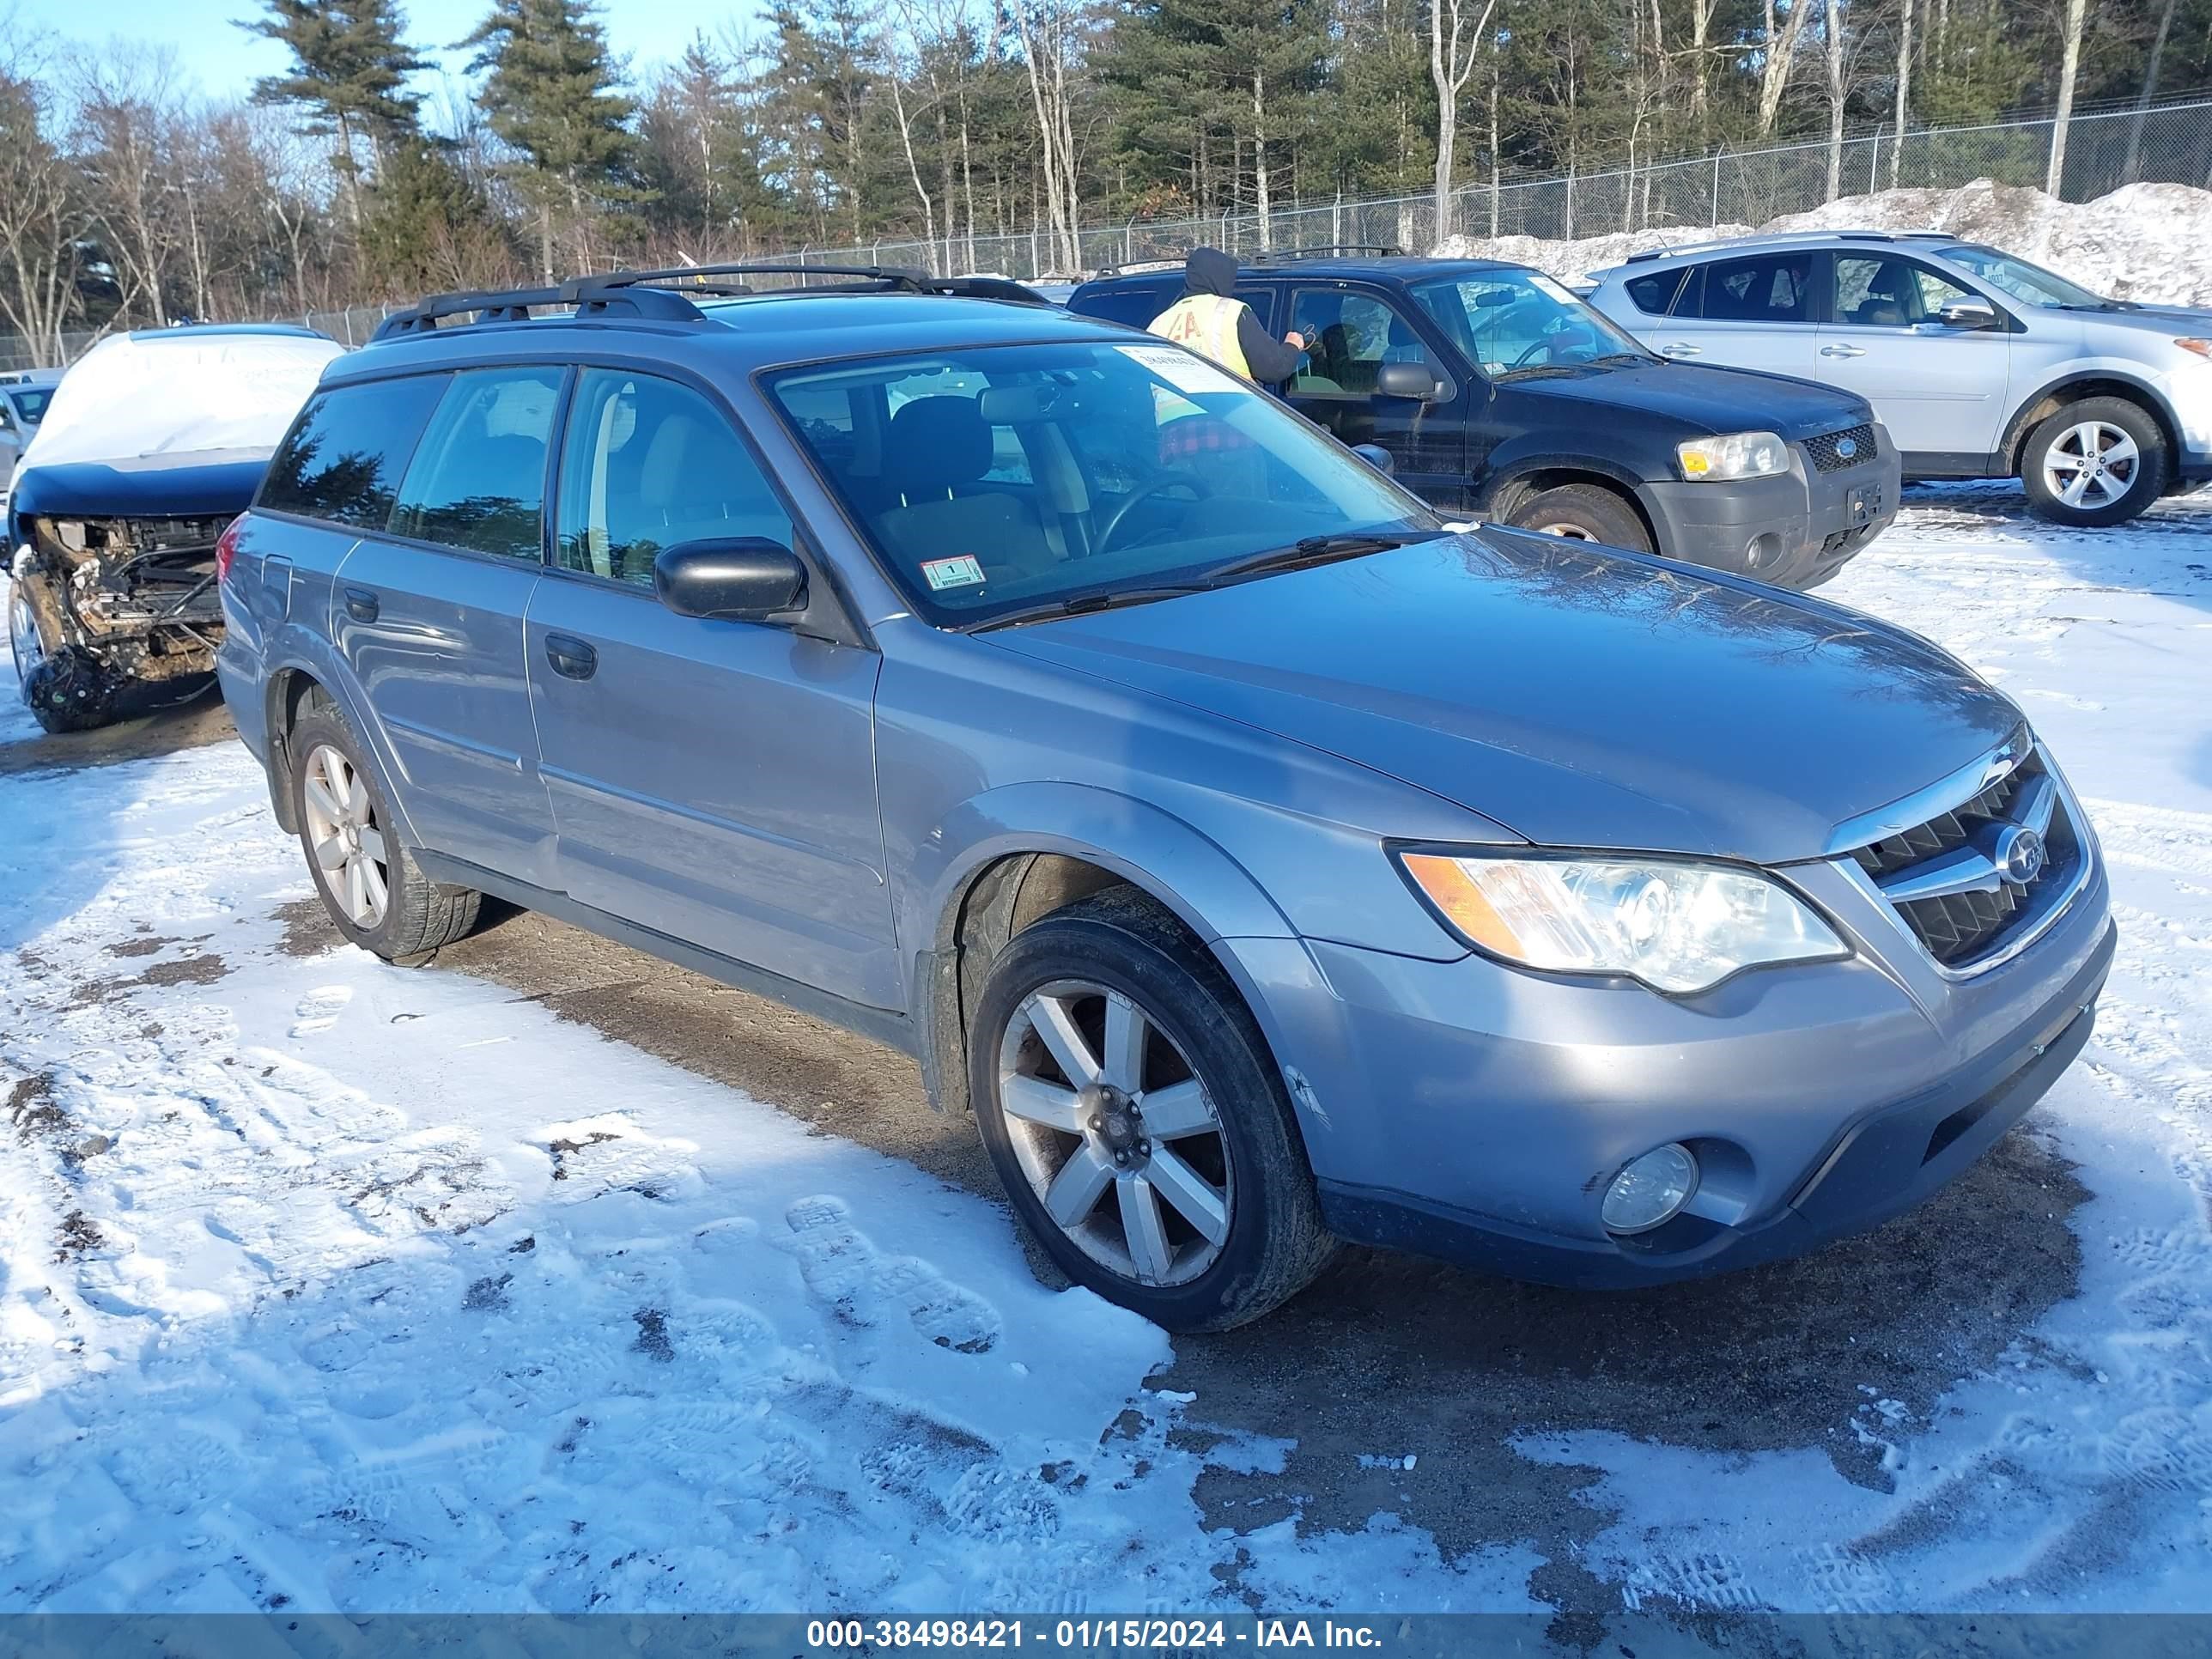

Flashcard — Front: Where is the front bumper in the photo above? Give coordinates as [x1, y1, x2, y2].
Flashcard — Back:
[1224, 816, 2112, 1290]
[1639, 428, 1901, 590]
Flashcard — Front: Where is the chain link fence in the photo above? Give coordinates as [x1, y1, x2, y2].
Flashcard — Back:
[6, 91, 2209, 370]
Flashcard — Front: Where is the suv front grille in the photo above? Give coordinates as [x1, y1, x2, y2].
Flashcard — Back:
[1847, 744, 2083, 969]
[1803, 424, 1876, 472]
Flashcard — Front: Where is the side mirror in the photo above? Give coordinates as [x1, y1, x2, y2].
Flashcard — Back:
[1936, 296, 1999, 330]
[1374, 362, 1439, 401]
[1349, 442, 1395, 476]
[653, 537, 808, 622]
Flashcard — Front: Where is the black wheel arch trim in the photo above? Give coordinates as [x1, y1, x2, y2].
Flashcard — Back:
[2002, 368, 2183, 473]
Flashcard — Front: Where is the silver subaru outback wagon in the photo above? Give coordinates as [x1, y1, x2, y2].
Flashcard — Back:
[216, 263, 2114, 1330]
[1585, 230, 2212, 526]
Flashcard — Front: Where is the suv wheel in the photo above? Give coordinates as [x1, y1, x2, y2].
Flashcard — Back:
[2021, 397, 2166, 526]
[969, 888, 1334, 1331]
[1507, 483, 1654, 553]
[289, 702, 481, 962]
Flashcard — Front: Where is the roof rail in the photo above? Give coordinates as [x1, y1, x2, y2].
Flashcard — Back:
[1249, 243, 1405, 263]
[371, 261, 1048, 341]
[1617, 226, 1958, 268]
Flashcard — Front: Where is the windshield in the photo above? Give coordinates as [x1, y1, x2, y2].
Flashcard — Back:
[1939, 246, 2110, 309]
[764, 340, 1439, 625]
[1412, 270, 1649, 376]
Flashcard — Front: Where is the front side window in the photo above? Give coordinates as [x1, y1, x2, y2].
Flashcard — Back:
[556, 369, 793, 586]
[1833, 256, 1974, 327]
[764, 339, 1438, 625]
[1413, 270, 1646, 376]
[258, 374, 449, 528]
[389, 367, 563, 562]
[1698, 254, 1814, 324]
[1288, 289, 1437, 396]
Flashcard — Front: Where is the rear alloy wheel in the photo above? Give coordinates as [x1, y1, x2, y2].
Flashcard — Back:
[288, 702, 481, 963]
[1506, 482, 1654, 553]
[2021, 397, 2166, 527]
[970, 888, 1334, 1331]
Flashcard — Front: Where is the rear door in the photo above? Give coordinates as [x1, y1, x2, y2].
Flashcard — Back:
[1816, 252, 2012, 458]
[332, 365, 563, 886]
[1652, 252, 1821, 381]
[526, 366, 898, 1009]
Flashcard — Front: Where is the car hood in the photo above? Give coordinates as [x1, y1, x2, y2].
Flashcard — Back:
[1508, 359, 1874, 442]
[2076, 303, 2212, 337]
[986, 532, 2020, 865]
[9, 451, 269, 528]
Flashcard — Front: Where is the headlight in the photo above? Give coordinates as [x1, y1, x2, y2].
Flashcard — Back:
[1398, 851, 1847, 994]
[1676, 431, 1788, 481]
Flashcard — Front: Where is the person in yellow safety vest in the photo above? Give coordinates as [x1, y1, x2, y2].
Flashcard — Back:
[1146, 247, 1308, 384]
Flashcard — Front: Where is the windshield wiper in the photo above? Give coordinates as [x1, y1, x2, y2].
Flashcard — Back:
[1588, 352, 1652, 366]
[1203, 528, 1443, 585]
[969, 583, 1212, 632]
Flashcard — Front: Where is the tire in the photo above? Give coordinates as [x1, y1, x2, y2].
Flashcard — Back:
[2021, 396, 2167, 526]
[968, 887, 1334, 1332]
[1505, 483, 1654, 553]
[288, 701, 481, 963]
[20, 643, 120, 734]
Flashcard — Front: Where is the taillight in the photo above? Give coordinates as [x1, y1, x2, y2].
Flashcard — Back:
[215, 514, 246, 583]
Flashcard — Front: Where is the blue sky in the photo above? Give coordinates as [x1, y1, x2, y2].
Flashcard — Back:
[18, 0, 750, 107]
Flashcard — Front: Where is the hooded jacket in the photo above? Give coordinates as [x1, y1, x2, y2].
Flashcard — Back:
[1148, 248, 1304, 384]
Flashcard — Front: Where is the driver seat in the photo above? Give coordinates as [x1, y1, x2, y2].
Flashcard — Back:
[873, 397, 1049, 581]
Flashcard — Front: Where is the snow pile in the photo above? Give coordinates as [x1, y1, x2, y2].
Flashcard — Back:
[1436, 178, 2212, 307]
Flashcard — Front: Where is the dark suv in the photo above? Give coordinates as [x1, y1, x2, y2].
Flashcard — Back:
[1070, 251, 1901, 589]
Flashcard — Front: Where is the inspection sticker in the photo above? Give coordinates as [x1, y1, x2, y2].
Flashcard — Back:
[1117, 343, 1243, 396]
[921, 554, 987, 591]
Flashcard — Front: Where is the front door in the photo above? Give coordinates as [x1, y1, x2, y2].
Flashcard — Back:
[333, 365, 563, 886]
[1816, 253, 2012, 459]
[526, 366, 899, 1010]
[1284, 284, 1467, 505]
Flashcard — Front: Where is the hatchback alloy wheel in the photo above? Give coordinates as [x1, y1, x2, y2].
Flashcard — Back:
[300, 740, 390, 929]
[995, 978, 1234, 1287]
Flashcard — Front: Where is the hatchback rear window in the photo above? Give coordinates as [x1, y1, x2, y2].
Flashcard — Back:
[259, 374, 448, 528]
[1070, 283, 1178, 329]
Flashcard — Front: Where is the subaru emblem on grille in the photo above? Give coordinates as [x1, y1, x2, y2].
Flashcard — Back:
[1836, 435, 1858, 460]
[1996, 824, 2047, 886]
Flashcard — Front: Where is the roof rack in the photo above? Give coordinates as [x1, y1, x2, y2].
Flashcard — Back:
[1618, 227, 1957, 266]
[371, 261, 1048, 342]
[1249, 243, 1405, 263]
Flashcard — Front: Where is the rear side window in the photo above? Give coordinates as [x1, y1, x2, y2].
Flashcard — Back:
[259, 375, 447, 528]
[555, 369, 793, 586]
[1696, 254, 1815, 323]
[389, 367, 564, 562]
[1071, 283, 1177, 329]
[1623, 270, 1685, 315]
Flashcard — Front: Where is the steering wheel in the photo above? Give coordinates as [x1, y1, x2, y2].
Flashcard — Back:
[1093, 471, 1212, 553]
[1510, 323, 1597, 369]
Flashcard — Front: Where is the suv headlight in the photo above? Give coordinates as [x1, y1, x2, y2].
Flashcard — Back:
[1398, 850, 1847, 994]
[1676, 431, 1788, 481]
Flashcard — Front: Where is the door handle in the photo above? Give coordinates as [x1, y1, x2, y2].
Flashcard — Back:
[342, 586, 380, 623]
[544, 632, 599, 681]
[1820, 343, 1868, 359]
[1658, 343, 1701, 358]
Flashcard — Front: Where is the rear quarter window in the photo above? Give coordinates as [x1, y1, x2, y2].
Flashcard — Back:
[259, 374, 450, 528]
[1623, 270, 1685, 314]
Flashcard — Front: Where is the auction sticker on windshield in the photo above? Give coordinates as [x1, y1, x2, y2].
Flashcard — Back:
[1117, 343, 1243, 395]
[921, 555, 987, 591]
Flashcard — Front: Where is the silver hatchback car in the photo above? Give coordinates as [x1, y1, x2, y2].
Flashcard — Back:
[1585, 231, 2212, 525]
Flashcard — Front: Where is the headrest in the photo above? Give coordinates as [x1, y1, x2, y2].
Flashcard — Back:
[888, 396, 992, 496]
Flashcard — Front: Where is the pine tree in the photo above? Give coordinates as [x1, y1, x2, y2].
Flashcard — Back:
[458, 0, 637, 280]
[240, 0, 426, 227]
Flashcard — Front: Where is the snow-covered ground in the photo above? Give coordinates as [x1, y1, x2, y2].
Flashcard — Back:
[2, 485, 2210, 1618]
[1436, 178, 2212, 307]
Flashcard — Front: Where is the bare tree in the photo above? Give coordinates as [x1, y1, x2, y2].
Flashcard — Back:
[0, 51, 86, 362]
[1009, 0, 1082, 272]
[2122, 0, 2179, 181]
[73, 46, 192, 326]
[2045, 0, 2086, 194]
[1758, 0, 1814, 136]
[1427, 0, 1496, 241]
[1822, 0, 1847, 199]
[1890, 0, 1912, 185]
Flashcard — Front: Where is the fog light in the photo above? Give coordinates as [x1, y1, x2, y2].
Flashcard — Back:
[1602, 1143, 1699, 1234]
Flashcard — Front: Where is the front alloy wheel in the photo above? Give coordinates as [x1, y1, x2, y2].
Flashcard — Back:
[9, 584, 42, 691]
[997, 981, 1233, 1287]
[2039, 420, 2140, 513]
